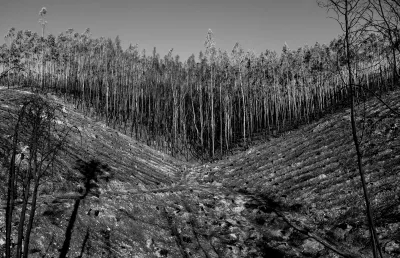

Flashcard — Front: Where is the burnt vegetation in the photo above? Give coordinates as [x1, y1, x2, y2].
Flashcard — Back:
[0, 1, 398, 161]
[0, 0, 400, 257]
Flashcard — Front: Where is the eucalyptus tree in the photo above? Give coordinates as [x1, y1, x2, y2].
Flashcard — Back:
[367, 0, 400, 85]
[12, 30, 24, 86]
[186, 53, 202, 153]
[216, 49, 230, 153]
[197, 50, 206, 154]
[319, 1, 382, 257]
[204, 29, 217, 156]
[4, 27, 16, 87]
[231, 42, 246, 144]
[125, 43, 140, 138]
[0, 43, 7, 83]
[165, 48, 178, 155]
[38, 7, 47, 90]
[2, 14, 395, 160]
[55, 32, 68, 96]
[243, 49, 257, 139]
[21, 30, 34, 88]
[4, 95, 72, 258]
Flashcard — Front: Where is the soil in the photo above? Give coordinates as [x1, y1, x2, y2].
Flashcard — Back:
[0, 85, 399, 257]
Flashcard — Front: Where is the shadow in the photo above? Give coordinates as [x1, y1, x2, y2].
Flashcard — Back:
[180, 198, 212, 258]
[76, 227, 90, 258]
[42, 203, 65, 226]
[74, 159, 112, 198]
[41, 233, 56, 258]
[161, 207, 190, 258]
[59, 159, 110, 258]
[257, 244, 285, 258]
[239, 189, 303, 213]
[100, 228, 112, 258]
[238, 189, 304, 257]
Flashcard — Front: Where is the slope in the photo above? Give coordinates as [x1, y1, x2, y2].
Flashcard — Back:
[187, 89, 400, 257]
[0, 86, 399, 258]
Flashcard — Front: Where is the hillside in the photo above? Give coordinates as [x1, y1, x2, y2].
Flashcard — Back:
[0, 86, 399, 258]
[187, 90, 400, 257]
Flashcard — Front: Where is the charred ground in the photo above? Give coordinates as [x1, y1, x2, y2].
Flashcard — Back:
[0, 86, 399, 257]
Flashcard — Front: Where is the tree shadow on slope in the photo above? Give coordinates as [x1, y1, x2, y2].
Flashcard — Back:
[240, 189, 367, 258]
[76, 227, 91, 258]
[240, 190, 304, 258]
[58, 159, 111, 258]
[240, 190, 303, 212]
[40, 233, 56, 258]
[158, 191, 293, 258]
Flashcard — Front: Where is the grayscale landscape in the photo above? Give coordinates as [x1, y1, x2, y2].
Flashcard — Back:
[0, 0, 399, 257]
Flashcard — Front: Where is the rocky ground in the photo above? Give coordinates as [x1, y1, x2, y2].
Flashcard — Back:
[0, 86, 399, 257]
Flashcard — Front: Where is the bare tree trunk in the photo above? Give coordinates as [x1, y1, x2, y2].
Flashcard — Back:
[210, 65, 215, 157]
[5, 107, 25, 258]
[22, 178, 39, 258]
[15, 163, 33, 258]
[343, 1, 382, 257]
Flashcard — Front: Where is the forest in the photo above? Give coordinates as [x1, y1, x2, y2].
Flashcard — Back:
[0, 0, 400, 257]
[0, 1, 399, 162]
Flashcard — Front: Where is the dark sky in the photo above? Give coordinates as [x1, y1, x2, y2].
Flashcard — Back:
[0, 0, 341, 60]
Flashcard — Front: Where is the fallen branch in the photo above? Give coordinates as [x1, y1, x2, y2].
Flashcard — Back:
[0, 193, 84, 209]
[274, 210, 362, 258]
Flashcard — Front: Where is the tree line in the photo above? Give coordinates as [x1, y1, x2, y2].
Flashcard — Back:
[0, 1, 399, 160]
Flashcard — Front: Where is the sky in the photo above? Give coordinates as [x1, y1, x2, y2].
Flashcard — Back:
[0, 0, 342, 61]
